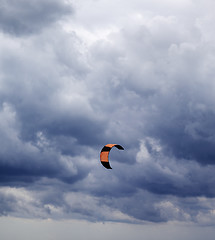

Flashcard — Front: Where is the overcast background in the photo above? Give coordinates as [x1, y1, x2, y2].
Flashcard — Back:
[1, 0, 215, 239]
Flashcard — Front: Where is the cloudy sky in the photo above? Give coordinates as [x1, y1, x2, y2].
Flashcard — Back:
[1, 0, 215, 239]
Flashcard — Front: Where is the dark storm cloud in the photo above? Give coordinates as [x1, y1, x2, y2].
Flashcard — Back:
[0, 0, 73, 35]
[1, 0, 215, 225]
[0, 29, 92, 184]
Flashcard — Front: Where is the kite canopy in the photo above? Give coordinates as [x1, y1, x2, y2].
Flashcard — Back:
[100, 144, 124, 169]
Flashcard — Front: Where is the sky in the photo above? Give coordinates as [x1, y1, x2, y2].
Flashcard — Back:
[1, 0, 215, 239]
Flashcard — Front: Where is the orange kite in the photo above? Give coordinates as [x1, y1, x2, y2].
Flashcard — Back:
[100, 144, 124, 169]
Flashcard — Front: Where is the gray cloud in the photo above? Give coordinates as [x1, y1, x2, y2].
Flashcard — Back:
[0, 0, 215, 225]
[0, 0, 73, 35]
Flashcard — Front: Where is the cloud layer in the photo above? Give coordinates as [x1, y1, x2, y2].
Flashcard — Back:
[0, 0, 215, 224]
[0, 0, 72, 35]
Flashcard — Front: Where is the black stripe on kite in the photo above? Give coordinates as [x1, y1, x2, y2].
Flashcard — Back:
[114, 145, 124, 150]
[101, 146, 112, 152]
[101, 161, 112, 169]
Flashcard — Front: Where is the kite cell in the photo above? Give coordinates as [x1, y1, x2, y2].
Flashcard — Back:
[100, 144, 124, 169]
